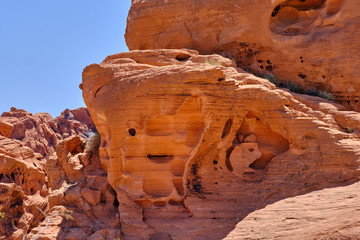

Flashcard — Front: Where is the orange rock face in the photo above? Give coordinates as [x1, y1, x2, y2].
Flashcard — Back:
[82, 49, 360, 239]
[126, 0, 360, 111]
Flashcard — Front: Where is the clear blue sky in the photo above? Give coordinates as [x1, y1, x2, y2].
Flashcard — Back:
[0, 0, 131, 117]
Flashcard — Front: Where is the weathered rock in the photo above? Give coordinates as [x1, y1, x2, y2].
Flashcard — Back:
[26, 135, 121, 240]
[82, 49, 360, 239]
[81, 188, 101, 206]
[0, 106, 120, 240]
[224, 181, 360, 240]
[0, 107, 95, 157]
[0, 136, 47, 239]
[126, 0, 360, 111]
[0, 120, 13, 138]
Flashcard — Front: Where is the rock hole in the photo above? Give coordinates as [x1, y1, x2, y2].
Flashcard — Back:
[218, 78, 225, 82]
[266, 60, 272, 64]
[301, 60, 304, 63]
[215, 182, 218, 185]
[249, 148, 254, 152]
[322, 75, 326, 79]
[221, 118, 233, 138]
[11, 172, 15, 181]
[257, 60, 263, 63]
[113, 197, 119, 208]
[355, 100, 359, 104]
[147, 154, 174, 164]
[213, 160, 218, 165]
[265, 65, 273, 71]
[249, 151, 276, 170]
[260, 65, 264, 69]
[271, 5, 281, 17]
[225, 146, 234, 172]
[0, 173, 3, 181]
[175, 54, 191, 62]
[298, 73, 307, 79]
[33, 163, 37, 168]
[128, 128, 136, 136]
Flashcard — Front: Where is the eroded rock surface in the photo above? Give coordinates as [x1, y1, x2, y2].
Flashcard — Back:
[225, 181, 360, 240]
[0, 108, 120, 240]
[126, 0, 360, 111]
[0, 107, 95, 157]
[82, 49, 360, 239]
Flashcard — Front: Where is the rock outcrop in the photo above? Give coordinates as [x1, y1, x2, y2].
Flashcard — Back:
[125, 0, 360, 111]
[0, 108, 120, 240]
[82, 49, 360, 239]
[0, 107, 95, 157]
[225, 180, 360, 240]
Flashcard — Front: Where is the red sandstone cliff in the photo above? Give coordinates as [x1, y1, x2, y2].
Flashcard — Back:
[125, 0, 360, 112]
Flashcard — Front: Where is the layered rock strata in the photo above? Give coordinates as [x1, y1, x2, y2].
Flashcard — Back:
[126, 0, 360, 111]
[82, 49, 360, 239]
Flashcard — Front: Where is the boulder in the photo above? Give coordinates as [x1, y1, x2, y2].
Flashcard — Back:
[81, 49, 360, 239]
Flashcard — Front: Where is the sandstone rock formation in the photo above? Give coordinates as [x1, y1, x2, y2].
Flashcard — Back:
[125, 0, 360, 111]
[224, 180, 360, 240]
[0, 108, 120, 240]
[82, 49, 360, 239]
[0, 107, 95, 157]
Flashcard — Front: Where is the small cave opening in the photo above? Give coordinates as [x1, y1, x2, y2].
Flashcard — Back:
[128, 128, 136, 136]
[265, 65, 273, 72]
[298, 73, 307, 79]
[271, 5, 281, 17]
[113, 197, 119, 208]
[147, 154, 174, 164]
[221, 118, 233, 138]
[225, 146, 235, 172]
[249, 151, 276, 170]
[175, 54, 191, 62]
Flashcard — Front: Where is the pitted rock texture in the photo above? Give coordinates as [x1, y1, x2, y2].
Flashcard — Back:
[82, 49, 360, 239]
[125, 0, 360, 111]
[0, 107, 95, 156]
